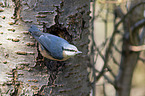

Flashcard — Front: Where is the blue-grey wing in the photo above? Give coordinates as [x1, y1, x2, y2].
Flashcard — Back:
[38, 35, 64, 59]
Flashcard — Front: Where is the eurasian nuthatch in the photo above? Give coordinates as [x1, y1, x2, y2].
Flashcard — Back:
[29, 25, 82, 61]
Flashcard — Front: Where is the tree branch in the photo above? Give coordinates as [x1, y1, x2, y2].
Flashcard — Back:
[129, 45, 145, 51]
[131, 18, 145, 32]
[116, 1, 145, 27]
[96, 1, 145, 81]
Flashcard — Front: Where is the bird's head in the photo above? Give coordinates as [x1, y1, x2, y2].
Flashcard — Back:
[62, 44, 82, 59]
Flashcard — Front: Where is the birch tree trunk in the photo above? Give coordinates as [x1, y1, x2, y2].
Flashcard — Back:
[0, 0, 90, 95]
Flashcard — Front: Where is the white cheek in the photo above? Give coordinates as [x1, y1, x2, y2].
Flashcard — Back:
[64, 51, 76, 57]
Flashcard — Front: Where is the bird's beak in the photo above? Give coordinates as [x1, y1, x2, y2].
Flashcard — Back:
[76, 51, 82, 54]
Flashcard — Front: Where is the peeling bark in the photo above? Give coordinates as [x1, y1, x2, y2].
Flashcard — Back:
[0, 0, 90, 95]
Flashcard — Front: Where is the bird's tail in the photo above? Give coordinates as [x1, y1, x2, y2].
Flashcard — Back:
[29, 25, 41, 33]
[28, 25, 43, 40]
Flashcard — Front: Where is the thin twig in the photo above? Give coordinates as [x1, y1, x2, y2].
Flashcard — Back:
[99, 0, 127, 4]
[96, 1, 145, 81]
[111, 54, 120, 66]
[139, 57, 145, 63]
[107, 65, 116, 78]
[105, 4, 109, 39]
[103, 74, 114, 86]
[113, 44, 121, 54]
[103, 81, 107, 96]
[131, 18, 145, 33]
[96, 47, 105, 60]
[90, 0, 98, 96]
[116, 2, 145, 28]
[95, 68, 114, 86]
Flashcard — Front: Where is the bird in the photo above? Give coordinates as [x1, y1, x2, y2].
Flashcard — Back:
[28, 25, 82, 61]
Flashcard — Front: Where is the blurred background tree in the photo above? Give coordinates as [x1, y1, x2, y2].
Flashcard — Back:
[0, 0, 145, 96]
[89, 0, 145, 96]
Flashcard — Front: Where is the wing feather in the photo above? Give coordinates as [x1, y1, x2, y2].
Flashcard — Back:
[38, 35, 64, 59]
